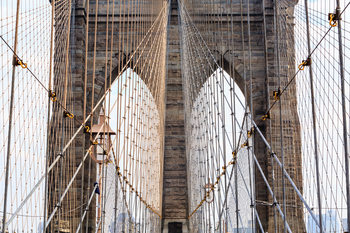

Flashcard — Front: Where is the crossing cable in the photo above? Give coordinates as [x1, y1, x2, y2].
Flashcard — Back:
[179, 0, 324, 229]
[334, 0, 350, 231]
[75, 178, 98, 233]
[250, 118, 323, 231]
[44, 117, 117, 229]
[179, 3, 264, 226]
[304, 1, 324, 232]
[216, 114, 265, 233]
[187, 121, 274, 232]
[256, 3, 350, 230]
[187, 110, 250, 219]
[259, 1, 350, 126]
[1, 1, 21, 232]
[0, 34, 84, 127]
[102, 1, 167, 224]
[0, 0, 167, 140]
[1, 6, 168, 226]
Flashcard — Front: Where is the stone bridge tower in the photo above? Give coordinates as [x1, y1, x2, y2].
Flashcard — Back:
[49, 0, 304, 232]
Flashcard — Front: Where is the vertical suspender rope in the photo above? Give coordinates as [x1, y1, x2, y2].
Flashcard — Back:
[246, 0, 256, 230]
[335, 0, 350, 231]
[273, 0, 287, 231]
[87, 0, 99, 230]
[63, 0, 72, 109]
[303, 1, 323, 232]
[226, 0, 238, 230]
[108, 0, 117, 229]
[2, 1, 20, 232]
[100, 0, 111, 231]
[239, 0, 250, 230]
[79, 0, 89, 229]
[225, 0, 240, 228]
[58, 0, 72, 227]
[262, 0, 277, 231]
[84, 0, 92, 230]
[43, 0, 55, 230]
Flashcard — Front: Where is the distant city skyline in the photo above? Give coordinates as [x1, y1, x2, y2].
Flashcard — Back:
[307, 210, 347, 232]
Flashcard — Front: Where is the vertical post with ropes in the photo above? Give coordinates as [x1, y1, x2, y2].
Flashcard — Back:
[335, 0, 350, 231]
[1, 0, 21, 232]
[303, 0, 323, 232]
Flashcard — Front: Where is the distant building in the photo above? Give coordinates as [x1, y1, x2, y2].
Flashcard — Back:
[342, 219, 348, 233]
[108, 213, 136, 233]
[307, 210, 342, 232]
[231, 220, 254, 233]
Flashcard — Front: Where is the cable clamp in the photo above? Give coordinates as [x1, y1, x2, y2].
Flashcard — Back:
[261, 112, 270, 121]
[83, 125, 90, 133]
[247, 127, 255, 138]
[91, 140, 98, 145]
[298, 57, 312, 70]
[63, 110, 74, 119]
[49, 90, 57, 102]
[329, 8, 341, 27]
[58, 153, 64, 158]
[13, 56, 27, 69]
[273, 89, 281, 101]
[241, 140, 249, 148]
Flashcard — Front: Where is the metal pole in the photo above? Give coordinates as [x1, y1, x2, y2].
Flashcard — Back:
[2, 1, 21, 232]
[335, 1, 350, 232]
[303, 1, 323, 232]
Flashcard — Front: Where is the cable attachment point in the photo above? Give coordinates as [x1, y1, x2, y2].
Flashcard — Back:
[222, 165, 226, 172]
[261, 112, 270, 121]
[273, 89, 281, 101]
[247, 127, 255, 138]
[83, 125, 90, 133]
[49, 90, 57, 102]
[232, 151, 236, 163]
[298, 57, 312, 70]
[63, 110, 74, 119]
[329, 8, 341, 27]
[55, 203, 62, 209]
[13, 56, 27, 69]
[241, 140, 249, 148]
[91, 140, 98, 145]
